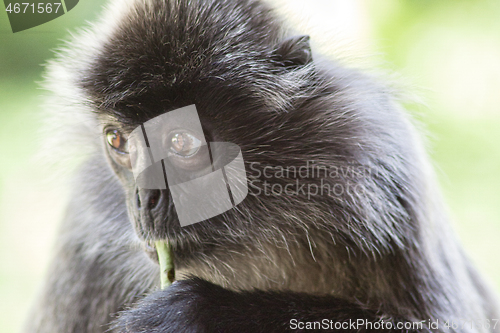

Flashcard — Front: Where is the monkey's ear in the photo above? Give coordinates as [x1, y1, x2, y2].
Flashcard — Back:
[274, 35, 313, 67]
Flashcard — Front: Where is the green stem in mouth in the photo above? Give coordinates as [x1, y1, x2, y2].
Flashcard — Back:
[155, 240, 175, 289]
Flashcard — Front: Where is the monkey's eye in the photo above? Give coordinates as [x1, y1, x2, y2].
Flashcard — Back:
[106, 129, 129, 153]
[169, 131, 201, 157]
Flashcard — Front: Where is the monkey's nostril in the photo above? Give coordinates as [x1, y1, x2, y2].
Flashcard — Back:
[148, 190, 161, 210]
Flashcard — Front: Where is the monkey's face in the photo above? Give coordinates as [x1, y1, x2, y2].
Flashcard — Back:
[101, 109, 219, 241]
[99, 100, 306, 244]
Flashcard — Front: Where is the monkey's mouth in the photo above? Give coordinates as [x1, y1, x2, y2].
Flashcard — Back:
[144, 241, 159, 263]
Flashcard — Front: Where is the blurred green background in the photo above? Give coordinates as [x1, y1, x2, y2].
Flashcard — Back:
[1, 1, 499, 332]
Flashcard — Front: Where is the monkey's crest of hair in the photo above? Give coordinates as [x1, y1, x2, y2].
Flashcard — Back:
[87, 0, 317, 119]
[35, 0, 500, 328]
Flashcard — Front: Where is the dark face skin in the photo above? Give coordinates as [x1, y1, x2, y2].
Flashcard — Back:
[101, 112, 212, 242]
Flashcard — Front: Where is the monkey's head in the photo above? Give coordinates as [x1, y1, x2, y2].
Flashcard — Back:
[62, 0, 425, 259]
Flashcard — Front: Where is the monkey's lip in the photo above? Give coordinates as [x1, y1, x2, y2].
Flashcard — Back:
[144, 242, 159, 264]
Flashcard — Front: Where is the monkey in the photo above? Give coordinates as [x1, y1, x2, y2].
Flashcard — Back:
[24, 0, 500, 332]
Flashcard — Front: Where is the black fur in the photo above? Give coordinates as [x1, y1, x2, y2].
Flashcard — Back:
[112, 277, 418, 333]
[25, 0, 499, 332]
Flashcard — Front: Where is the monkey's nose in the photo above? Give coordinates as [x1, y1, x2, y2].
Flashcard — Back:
[146, 190, 162, 210]
[135, 189, 164, 211]
[134, 188, 172, 236]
